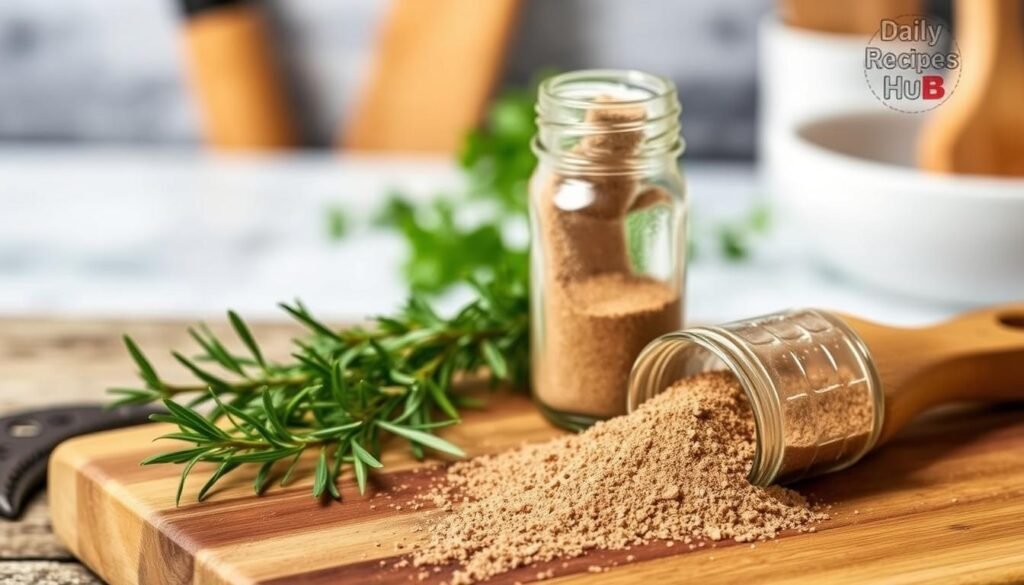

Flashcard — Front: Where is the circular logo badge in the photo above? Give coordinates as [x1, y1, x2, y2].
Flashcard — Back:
[864, 14, 961, 113]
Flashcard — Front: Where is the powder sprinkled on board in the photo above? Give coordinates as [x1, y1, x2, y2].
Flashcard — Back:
[411, 371, 824, 584]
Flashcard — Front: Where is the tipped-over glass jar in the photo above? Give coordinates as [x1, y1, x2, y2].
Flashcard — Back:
[529, 70, 687, 430]
[628, 308, 885, 485]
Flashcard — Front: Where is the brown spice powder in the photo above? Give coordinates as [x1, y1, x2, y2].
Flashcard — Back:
[537, 273, 680, 417]
[412, 371, 824, 584]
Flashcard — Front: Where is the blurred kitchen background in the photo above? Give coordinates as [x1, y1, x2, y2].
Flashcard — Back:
[0, 0, 774, 155]
[4, 0, 1020, 326]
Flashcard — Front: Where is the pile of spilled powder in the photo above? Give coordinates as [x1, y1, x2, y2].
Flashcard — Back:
[411, 371, 824, 584]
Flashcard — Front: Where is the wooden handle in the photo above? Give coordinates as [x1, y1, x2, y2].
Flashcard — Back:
[342, 0, 520, 153]
[972, 0, 1024, 63]
[917, 0, 1024, 175]
[780, 0, 922, 35]
[183, 2, 297, 150]
[843, 305, 1024, 443]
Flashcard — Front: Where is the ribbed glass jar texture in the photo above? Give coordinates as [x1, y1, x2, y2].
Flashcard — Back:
[628, 308, 885, 485]
[529, 70, 687, 430]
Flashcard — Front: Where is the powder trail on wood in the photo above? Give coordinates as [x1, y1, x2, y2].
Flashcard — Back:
[412, 371, 825, 584]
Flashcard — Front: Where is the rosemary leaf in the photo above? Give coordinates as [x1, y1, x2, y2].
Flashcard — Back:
[176, 454, 203, 506]
[161, 400, 227, 440]
[254, 460, 275, 495]
[280, 449, 305, 487]
[376, 420, 466, 458]
[352, 453, 368, 495]
[123, 336, 161, 390]
[351, 439, 383, 469]
[198, 460, 240, 502]
[172, 352, 231, 389]
[229, 310, 267, 369]
[312, 447, 330, 499]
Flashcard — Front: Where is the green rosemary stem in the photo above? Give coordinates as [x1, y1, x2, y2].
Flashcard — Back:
[113, 282, 529, 503]
[160, 374, 312, 397]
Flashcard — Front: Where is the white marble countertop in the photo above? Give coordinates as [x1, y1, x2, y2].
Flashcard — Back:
[0, 147, 961, 326]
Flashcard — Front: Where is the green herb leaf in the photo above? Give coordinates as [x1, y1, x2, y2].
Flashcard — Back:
[254, 460, 275, 495]
[189, 326, 245, 376]
[280, 449, 304, 487]
[427, 380, 460, 421]
[175, 454, 203, 506]
[325, 205, 349, 241]
[229, 310, 266, 369]
[209, 391, 284, 448]
[110, 88, 534, 504]
[141, 447, 211, 466]
[481, 340, 508, 380]
[124, 336, 161, 390]
[352, 453, 368, 495]
[173, 352, 231, 389]
[351, 439, 383, 469]
[280, 301, 344, 341]
[376, 420, 465, 458]
[312, 447, 330, 499]
[161, 399, 226, 440]
[198, 460, 240, 502]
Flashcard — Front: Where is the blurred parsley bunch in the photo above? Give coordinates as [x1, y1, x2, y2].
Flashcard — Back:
[374, 87, 535, 295]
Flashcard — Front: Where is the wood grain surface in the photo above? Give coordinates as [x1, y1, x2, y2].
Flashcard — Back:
[49, 356, 1024, 581]
[0, 318, 301, 584]
[8, 318, 1024, 584]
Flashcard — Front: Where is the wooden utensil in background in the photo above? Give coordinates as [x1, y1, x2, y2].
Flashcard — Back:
[780, 0, 922, 35]
[181, 0, 297, 150]
[342, 0, 521, 153]
[918, 0, 1024, 176]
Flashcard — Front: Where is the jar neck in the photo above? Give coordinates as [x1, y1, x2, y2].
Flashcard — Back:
[532, 70, 684, 175]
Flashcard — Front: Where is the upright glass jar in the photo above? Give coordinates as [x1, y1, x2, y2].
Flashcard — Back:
[529, 70, 687, 430]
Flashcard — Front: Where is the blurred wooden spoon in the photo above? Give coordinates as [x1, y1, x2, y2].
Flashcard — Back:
[918, 0, 1024, 176]
[343, 0, 520, 153]
[780, 0, 922, 35]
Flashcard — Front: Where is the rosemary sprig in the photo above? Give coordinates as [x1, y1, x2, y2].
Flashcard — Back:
[111, 275, 528, 504]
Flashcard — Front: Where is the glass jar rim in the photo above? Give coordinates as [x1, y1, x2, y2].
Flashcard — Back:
[538, 69, 680, 110]
[533, 69, 684, 174]
[626, 328, 783, 485]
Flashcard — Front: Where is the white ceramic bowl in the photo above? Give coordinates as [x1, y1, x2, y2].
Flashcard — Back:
[766, 111, 1024, 304]
[758, 17, 879, 134]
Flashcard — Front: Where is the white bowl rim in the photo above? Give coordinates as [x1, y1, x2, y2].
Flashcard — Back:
[785, 110, 1024, 200]
[760, 14, 878, 45]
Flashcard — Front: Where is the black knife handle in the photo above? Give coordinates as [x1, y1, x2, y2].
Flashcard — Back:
[0, 404, 161, 519]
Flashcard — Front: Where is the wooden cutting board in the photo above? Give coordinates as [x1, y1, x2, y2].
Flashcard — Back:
[49, 386, 1024, 584]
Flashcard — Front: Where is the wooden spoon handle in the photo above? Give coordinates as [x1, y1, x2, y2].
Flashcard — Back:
[182, 2, 297, 150]
[971, 0, 1024, 61]
[843, 305, 1024, 443]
